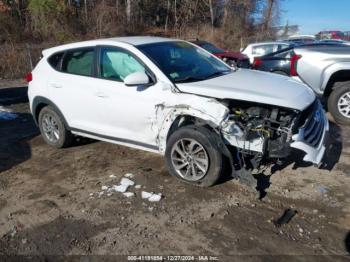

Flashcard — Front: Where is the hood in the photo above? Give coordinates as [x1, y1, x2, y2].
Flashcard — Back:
[176, 69, 315, 111]
[215, 51, 248, 60]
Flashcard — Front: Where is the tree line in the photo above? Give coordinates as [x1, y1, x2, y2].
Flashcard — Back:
[0, 0, 281, 79]
[1, 0, 281, 46]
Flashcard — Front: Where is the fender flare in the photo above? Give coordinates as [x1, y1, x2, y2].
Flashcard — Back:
[31, 96, 70, 129]
[321, 62, 350, 91]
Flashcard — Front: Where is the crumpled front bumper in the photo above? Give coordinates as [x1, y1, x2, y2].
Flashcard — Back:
[290, 106, 329, 165]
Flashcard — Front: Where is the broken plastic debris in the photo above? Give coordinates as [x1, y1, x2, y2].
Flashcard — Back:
[316, 185, 328, 194]
[148, 193, 162, 202]
[123, 192, 135, 198]
[135, 185, 141, 189]
[101, 186, 108, 190]
[141, 191, 162, 202]
[89, 193, 94, 196]
[141, 191, 153, 199]
[109, 174, 117, 179]
[273, 208, 298, 227]
[113, 184, 129, 193]
[124, 173, 134, 178]
[120, 178, 135, 186]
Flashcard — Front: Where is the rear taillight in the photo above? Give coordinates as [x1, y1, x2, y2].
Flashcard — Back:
[290, 54, 301, 76]
[252, 58, 263, 68]
[25, 72, 32, 82]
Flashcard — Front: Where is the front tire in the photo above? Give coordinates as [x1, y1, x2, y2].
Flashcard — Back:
[328, 82, 350, 125]
[165, 125, 224, 187]
[38, 106, 73, 148]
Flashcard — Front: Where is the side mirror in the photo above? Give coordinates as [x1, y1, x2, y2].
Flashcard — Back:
[124, 72, 151, 86]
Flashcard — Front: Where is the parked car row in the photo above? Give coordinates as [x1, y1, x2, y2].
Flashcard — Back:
[250, 43, 350, 125]
[27, 36, 329, 187]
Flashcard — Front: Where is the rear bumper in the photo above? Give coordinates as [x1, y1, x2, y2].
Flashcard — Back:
[290, 108, 329, 165]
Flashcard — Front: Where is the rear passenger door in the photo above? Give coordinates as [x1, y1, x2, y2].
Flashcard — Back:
[48, 47, 101, 132]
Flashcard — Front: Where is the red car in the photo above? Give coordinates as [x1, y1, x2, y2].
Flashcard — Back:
[191, 40, 250, 68]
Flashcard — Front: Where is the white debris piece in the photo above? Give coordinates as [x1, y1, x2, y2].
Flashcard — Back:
[141, 191, 153, 199]
[98, 191, 104, 197]
[101, 186, 108, 190]
[89, 193, 94, 196]
[124, 173, 134, 178]
[0, 106, 18, 120]
[135, 185, 141, 189]
[109, 174, 117, 179]
[113, 184, 129, 193]
[120, 177, 135, 186]
[123, 192, 135, 198]
[107, 193, 113, 197]
[148, 193, 162, 202]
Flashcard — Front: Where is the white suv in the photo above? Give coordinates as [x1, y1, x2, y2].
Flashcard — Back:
[28, 36, 328, 187]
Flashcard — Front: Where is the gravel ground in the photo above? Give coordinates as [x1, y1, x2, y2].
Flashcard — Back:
[0, 81, 350, 262]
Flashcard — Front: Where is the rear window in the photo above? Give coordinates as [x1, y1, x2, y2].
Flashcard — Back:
[48, 52, 64, 70]
[62, 49, 94, 76]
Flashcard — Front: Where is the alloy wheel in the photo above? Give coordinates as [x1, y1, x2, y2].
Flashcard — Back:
[170, 138, 209, 181]
[41, 113, 60, 143]
[338, 91, 350, 119]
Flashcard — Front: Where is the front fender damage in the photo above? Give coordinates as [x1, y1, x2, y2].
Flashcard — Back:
[154, 95, 229, 153]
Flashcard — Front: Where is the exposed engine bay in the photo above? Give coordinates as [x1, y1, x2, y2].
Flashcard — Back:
[220, 99, 301, 170]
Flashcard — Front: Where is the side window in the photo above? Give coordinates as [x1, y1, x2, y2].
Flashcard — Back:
[100, 48, 145, 81]
[277, 44, 288, 51]
[275, 50, 292, 59]
[62, 49, 94, 76]
[48, 52, 64, 70]
[252, 45, 275, 56]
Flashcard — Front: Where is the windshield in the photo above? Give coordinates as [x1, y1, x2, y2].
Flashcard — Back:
[137, 41, 231, 83]
[201, 43, 225, 53]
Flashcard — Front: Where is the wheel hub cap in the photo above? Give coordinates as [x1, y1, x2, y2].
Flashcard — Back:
[338, 91, 350, 119]
[42, 114, 60, 143]
[171, 138, 209, 181]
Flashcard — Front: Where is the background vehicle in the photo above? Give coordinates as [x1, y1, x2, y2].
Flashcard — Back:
[251, 47, 296, 76]
[294, 45, 350, 124]
[191, 39, 249, 68]
[252, 43, 348, 76]
[284, 35, 316, 45]
[241, 41, 291, 64]
[317, 30, 346, 40]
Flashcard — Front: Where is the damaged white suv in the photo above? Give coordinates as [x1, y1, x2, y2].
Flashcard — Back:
[28, 37, 328, 187]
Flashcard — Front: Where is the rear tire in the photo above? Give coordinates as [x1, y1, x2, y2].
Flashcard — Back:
[165, 125, 224, 187]
[328, 82, 350, 125]
[38, 106, 73, 148]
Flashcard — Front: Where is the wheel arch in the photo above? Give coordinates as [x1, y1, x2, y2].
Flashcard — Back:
[165, 115, 218, 143]
[323, 69, 350, 97]
[32, 96, 70, 129]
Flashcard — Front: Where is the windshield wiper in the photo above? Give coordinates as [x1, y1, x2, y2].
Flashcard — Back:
[174, 70, 231, 83]
[203, 70, 231, 80]
[174, 76, 205, 83]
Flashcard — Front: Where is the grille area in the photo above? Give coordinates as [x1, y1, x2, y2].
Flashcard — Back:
[300, 100, 325, 147]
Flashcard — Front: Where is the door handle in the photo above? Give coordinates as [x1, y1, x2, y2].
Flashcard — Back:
[95, 92, 108, 98]
[49, 83, 62, 88]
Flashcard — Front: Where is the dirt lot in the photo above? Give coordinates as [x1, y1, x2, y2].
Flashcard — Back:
[0, 80, 350, 261]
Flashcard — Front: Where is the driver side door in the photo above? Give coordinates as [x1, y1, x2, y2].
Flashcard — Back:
[90, 46, 167, 149]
